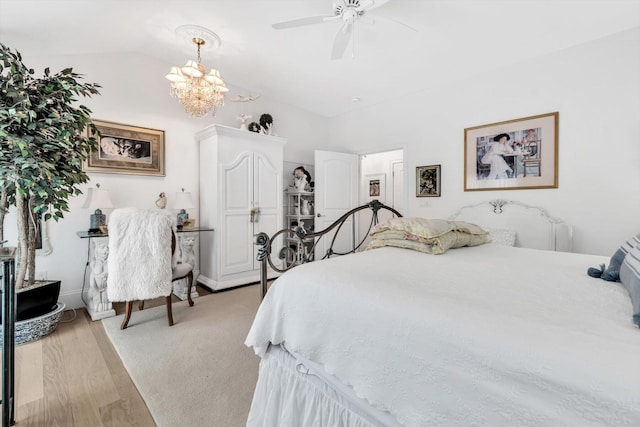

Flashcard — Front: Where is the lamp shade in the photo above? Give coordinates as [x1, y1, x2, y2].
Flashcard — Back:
[181, 60, 204, 78]
[174, 190, 194, 210]
[82, 187, 114, 210]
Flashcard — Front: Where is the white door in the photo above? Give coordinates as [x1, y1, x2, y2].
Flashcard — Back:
[392, 161, 404, 212]
[314, 150, 359, 260]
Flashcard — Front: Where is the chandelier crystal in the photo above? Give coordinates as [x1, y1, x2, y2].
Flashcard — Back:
[166, 36, 228, 117]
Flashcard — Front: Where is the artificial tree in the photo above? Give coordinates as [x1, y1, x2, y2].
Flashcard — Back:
[0, 42, 101, 290]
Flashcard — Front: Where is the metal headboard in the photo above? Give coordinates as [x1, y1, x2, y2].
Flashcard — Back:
[253, 200, 402, 298]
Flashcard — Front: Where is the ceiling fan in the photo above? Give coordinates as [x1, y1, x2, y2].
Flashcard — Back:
[272, 0, 411, 60]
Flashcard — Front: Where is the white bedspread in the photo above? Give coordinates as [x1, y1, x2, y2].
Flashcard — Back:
[245, 245, 640, 426]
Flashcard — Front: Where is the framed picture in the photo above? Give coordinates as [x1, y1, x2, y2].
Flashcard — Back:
[464, 112, 558, 191]
[83, 120, 165, 176]
[365, 173, 386, 202]
[416, 165, 441, 197]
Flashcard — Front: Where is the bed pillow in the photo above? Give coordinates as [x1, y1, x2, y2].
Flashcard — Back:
[588, 233, 640, 282]
[367, 238, 438, 254]
[486, 228, 517, 246]
[371, 217, 454, 239]
[367, 230, 489, 255]
[371, 218, 488, 239]
[619, 244, 640, 327]
[448, 220, 488, 236]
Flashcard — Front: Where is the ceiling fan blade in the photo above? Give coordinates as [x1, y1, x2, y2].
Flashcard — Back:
[272, 15, 337, 30]
[331, 23, 353, 60]
[356, 0, 390, 12]
[367, 13, 418, 32]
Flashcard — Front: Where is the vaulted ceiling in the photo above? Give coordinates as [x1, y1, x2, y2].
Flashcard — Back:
[1, 0, 639, 117]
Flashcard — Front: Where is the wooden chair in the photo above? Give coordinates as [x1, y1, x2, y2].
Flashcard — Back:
[106, 208, 194, 330]
[522, 140, 541, 177]
[121, 232, 194, 329]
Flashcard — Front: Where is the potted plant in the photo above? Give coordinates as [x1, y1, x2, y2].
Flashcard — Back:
[0, 43, 101, 343]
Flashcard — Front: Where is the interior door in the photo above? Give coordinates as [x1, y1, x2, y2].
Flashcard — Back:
[392, 160, 404, 211]
[314, 150, 359, 260]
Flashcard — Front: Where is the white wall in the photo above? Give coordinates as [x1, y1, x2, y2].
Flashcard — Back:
[328, 27, 640, 256]
[2, 50, 329, 309]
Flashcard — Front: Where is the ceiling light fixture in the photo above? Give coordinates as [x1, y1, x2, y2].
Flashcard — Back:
[165, 25, 228, 118]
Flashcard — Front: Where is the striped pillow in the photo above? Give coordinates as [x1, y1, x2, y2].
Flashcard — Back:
[620, 234, 640, 256]
[620, 244, 640, 327]
[589, 234, 640, 281]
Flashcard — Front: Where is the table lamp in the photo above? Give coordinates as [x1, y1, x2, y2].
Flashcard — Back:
[174, 188, 194, 230]
[82, 184, 114, 233]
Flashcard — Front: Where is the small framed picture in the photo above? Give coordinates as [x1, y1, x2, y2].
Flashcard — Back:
[365, 173, 386, 202]
[416, 165, 441, 197]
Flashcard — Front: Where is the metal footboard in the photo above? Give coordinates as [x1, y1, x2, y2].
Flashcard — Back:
[253, 199, 402, 298]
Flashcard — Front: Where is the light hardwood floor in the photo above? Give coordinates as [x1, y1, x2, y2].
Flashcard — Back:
[6, 285, 212, 427]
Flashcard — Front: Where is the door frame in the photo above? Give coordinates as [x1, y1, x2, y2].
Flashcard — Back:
[357, 146, 407, 214]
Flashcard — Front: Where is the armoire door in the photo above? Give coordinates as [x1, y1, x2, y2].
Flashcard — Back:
[220, 151, 282, 276]
[252, 152, 281, 266]
[220, 152, 254, 276]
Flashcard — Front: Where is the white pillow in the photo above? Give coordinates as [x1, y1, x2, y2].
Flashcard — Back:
[486, 228, 517, 246]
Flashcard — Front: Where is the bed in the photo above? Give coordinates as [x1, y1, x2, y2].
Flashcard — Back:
[245, 200, 640, 426]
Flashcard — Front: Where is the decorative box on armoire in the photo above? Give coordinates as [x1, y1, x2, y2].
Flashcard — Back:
[196, 124, 286, 291]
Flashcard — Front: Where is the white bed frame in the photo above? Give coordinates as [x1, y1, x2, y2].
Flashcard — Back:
[448, 199, 573, 252]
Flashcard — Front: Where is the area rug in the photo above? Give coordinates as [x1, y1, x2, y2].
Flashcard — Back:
[102, 285, 262, 427]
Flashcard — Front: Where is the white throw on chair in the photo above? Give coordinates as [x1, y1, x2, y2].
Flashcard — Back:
[107, 208, 194, 330]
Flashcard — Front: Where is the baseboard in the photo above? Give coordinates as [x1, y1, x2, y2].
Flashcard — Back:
[197, 271, 281, 292]
[198, 281, 259, 294]
[58, 289, 85, 310]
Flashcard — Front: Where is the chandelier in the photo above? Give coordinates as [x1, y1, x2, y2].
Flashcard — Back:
[165, 26, 228, 118]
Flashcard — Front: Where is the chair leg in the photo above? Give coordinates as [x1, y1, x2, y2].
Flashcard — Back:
[187, 271, 194, 307]
[138, 300, 145, 311]
[166, 296, 174, 326]
[121, 301, 133, 330]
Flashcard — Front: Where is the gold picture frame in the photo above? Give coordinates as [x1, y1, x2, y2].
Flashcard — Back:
[464, 112, 558, 191]
[83, 120, 165, 176]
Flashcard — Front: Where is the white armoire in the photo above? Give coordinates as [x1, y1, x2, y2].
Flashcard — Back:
[197, 124, 286, 290]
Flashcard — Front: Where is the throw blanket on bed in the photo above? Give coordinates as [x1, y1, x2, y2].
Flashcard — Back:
[107, 208, 174, 302]
[246, 245, 640, 426]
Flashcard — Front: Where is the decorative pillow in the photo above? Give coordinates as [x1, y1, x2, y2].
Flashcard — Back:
[367, 238, 437, 254]
[588, 233, 640, 282]
[367, 230, 489, 255]
[486, 228, 517, 247]
[371, 217, 488, 240]
[619, 244, 640, 327]
[371, 217, 454, 239]
[448, 220, 488, 236]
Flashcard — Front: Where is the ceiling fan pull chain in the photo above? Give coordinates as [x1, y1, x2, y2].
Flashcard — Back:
[351, 24, 356, 59]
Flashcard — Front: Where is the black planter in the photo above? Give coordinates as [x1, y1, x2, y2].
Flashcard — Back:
[0, 280, 61, 324]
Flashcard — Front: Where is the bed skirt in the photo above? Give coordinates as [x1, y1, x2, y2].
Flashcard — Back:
[246, 345, 400, 427]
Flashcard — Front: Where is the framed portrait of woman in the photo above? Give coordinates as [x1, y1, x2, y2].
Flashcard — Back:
[464, 112, 558, 191]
